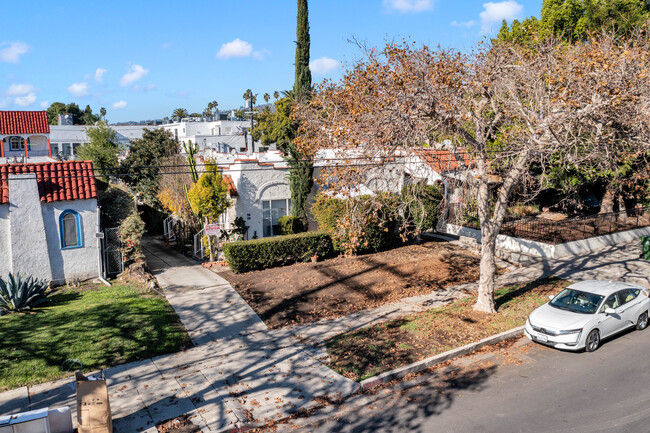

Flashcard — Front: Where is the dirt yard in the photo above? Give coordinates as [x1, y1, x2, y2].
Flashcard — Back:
[221, 240, 481, 329]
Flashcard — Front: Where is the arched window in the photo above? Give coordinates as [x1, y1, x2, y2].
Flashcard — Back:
[59, 210, 83, 249]
[9, 136, 25, 151]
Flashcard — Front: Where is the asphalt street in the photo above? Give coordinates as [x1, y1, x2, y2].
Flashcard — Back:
[263, 329, 650, 433]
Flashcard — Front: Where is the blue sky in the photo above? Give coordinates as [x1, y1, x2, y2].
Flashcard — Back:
[0, 0, 541, 123]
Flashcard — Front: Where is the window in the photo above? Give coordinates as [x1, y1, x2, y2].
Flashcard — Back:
[618, 289, 639, 306]
[9, 136, 25, 151]
[601, 294, 620, 313]
[262, 199, 290, 237]
[59, 210, 83, 249]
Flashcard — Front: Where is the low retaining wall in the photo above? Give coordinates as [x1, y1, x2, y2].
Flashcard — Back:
[444, 223, 650, 260]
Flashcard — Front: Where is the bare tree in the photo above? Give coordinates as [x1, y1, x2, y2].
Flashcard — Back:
[296, 33, 650, 313]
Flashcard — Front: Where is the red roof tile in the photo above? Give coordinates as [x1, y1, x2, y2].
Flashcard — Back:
[0, 111, 50, 135]
[222, 175, 238, 197]
[0, 161, 97, 205]
[413, 148, 475, 173]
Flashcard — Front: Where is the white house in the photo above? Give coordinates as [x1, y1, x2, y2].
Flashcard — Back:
[0, 111, 52, 163]
[160, 116, 264, 154]
[195, 147, 456, 239]
[199, 149, 290, 238]
[0, 161, 100, 285]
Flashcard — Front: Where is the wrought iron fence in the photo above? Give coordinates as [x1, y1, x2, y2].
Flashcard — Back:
[448, 204, 650, 245]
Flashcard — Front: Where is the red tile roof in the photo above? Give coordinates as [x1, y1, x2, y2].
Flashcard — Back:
[414, 148, 475, 173]
[0, 111, 50, 135]
[222, 175, 238, 197]
[0, 161, 97, 204]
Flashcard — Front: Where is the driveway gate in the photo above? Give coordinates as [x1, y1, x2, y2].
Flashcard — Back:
[103, 227, 124, 276]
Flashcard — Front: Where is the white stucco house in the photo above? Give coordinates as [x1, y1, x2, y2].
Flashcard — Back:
[0, 161, 100, 285]
[199, 149, 290, 238]
[194, 147, 458, 239]
[160, 116, 264, 154]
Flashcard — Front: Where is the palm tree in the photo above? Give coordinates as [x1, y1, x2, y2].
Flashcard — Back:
[273, 91, 280, 100]
[263, 93, 270, 105]
[172, 108, 188, 119]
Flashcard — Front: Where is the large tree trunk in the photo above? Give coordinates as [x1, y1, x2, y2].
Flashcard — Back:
[600, 183, 616, 214]
[475, 228, 498, 313]
[617, 192, 627, 219]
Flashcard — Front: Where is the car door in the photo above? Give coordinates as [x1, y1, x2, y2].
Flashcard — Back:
[616, 289, 642, 326]
[599, 293, 625, 337]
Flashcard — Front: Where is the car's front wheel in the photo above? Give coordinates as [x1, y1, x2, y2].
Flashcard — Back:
[585, 329, 600, 352]
[636, 311, 648, 330]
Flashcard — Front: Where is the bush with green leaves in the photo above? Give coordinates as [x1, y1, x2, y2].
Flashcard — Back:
[223, 232, 333, 273]
[0, 273, 49, 313]
[98, 184, 136, 228]
[119, 213, 146, 265]
[400, 184, 443, 233]
[311, 193, 397, 255]
[278, 215, 306, 235]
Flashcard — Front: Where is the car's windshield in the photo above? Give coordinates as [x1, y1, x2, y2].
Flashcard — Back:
[549, 289, 604, 315]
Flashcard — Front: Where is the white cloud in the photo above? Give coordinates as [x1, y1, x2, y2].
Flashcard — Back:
[216, 38, 253, 59]
[451, 20, 477, 28]
[480, 1, 523, 33]
[309, 57, 340, 75]
[0, 41, 29, 63]
[67, 82, 90, 97]
[383, 0, 434, 13]
[112, 100, 127, 109]
[119, 64, 149, 87]
[6, 83, 35, 96]
[252, 49, 271, 61]
[0, 97, 10, 108]
[39, 100, 49, 109]
[14, 93, 36, 107]
[95, 68, 107, 83]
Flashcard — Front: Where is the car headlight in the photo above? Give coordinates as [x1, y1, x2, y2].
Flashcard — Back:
[559, 328, 582, 335]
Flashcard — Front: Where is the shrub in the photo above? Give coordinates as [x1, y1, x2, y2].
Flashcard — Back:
[223, 232, 333, 273]
[119, 213, 146, 265]
[400, 184, 443, 233]
[0, 273, 49, 313]
[98, 184, 135, 228]
[311, 194, 397, 255]
[278, 215, 306, 235]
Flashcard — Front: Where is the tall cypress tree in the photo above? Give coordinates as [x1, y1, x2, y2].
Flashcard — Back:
[283, 0, 313, 226]
[294, 0, 312, 100]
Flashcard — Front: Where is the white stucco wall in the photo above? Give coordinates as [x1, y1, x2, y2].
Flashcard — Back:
[41, 199, 99, 284]
[444, 223, 650, 260]
[8, 174, 53, 281]
[227, 163, 290, 238]
[0, 204, 10, 278]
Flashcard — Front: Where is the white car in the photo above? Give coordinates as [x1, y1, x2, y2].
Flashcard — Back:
[524, 280, 650, 352]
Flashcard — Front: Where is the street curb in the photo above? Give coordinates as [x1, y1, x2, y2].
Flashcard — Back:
[358, 325, 525, 391]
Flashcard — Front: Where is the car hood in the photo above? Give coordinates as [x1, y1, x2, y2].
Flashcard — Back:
[529, 303, 592, 331]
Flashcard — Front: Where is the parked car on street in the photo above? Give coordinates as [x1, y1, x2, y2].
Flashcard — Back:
[525, 281, 650, 352]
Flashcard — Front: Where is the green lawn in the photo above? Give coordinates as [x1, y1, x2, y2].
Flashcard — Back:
[326, 278, 571, 381]
[0, 282, 191, 391]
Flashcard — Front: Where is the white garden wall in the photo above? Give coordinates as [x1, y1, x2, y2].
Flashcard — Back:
[444, 223, 650, 260]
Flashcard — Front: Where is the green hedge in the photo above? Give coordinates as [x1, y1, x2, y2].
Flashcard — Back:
[278, 215, 306, 235]
[223, 231, 333, 273]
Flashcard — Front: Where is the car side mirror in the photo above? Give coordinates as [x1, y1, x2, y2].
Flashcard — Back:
[548, 295, 554, 301]
[605, 308, 616, 315]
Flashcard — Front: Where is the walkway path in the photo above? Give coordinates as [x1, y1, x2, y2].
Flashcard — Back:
[0, 238, 358, 432]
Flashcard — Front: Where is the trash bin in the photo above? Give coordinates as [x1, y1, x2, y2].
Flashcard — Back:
[642, 236, 650, 260]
